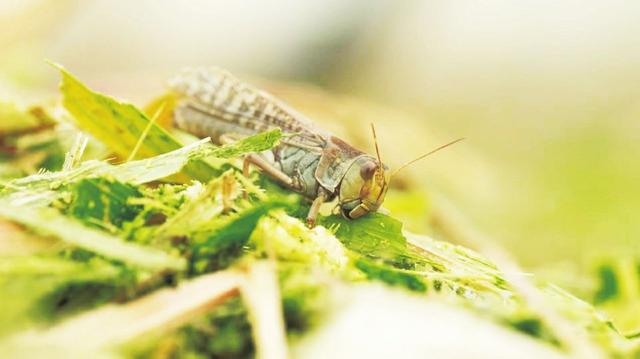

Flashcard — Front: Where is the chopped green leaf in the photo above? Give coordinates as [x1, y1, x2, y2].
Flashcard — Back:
[321, 213, 427, 269]
[54, 62, 283, 183]
[0, 255, 126, 335]
[191, 201, 290, 273]
[53, 63, 216, 181]
[354, 257, 427, 292]
[2, 139, 210, 201]
[199, 128, 282, 159]
[66, 177, 143, 229]
[0, 202, 185, 271]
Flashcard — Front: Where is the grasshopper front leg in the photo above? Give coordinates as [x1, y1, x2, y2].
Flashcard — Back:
[306, 190, 328, 228]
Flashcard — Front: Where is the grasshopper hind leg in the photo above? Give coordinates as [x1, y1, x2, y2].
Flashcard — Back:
[243, 154, 328, 227]
[243, 154, 297, 189]
[220, 133, 298, 190]
[220, 133, 326, 227]
[306, 190, 328, 228]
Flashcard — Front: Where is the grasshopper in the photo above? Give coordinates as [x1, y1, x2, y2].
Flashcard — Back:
[169, 68, 461, 226]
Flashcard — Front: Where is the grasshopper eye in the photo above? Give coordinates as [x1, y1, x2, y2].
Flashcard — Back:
[359, 161, 377, 180]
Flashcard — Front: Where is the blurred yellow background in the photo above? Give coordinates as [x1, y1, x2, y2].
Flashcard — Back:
[2, 0, 639, 316]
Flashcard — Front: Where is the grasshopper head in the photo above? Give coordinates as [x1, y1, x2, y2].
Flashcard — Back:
[338, 156, 390, 219]
[337, 124, 462, 220]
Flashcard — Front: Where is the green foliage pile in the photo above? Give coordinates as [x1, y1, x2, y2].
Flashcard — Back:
[0, 65, 637, 358]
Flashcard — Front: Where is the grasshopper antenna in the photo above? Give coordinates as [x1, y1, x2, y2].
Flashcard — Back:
[390, 137, 465, 178]
[370, 123, 383, 167]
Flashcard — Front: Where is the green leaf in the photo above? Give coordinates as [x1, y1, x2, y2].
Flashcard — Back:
[0, 255, 119, 277]
[67, 178, 143, 229]
[594, 264, 619, 304]
[1, 139, 210, 203]
[354, 257, 427, 292]
[191, 201, 289, 273]
[199, 129, 283, 159]
[1, 131, 281, 207]
[320, 213, 421, 269]
[279, 263, 328, 334]
[0, 202, 185, 271]
[0, 255, 126, 335]
[53, 63, 283, 182]
[53, 63, 216, 181]
[107, 138, 213, 184]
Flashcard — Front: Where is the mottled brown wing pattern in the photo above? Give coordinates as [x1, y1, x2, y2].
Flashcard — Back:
[169, 67, 327, 148]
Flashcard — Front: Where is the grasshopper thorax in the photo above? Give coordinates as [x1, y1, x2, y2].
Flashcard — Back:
[338, 155, 390, 219]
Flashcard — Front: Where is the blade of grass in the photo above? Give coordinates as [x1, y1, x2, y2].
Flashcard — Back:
[127, 102, 166, 162]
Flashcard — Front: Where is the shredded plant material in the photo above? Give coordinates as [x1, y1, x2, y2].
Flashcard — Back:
[0, 65, 637, 359]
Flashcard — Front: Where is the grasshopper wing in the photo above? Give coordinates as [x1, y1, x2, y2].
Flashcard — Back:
[169, 67, 326, 148]
[170, 67, 367, 194]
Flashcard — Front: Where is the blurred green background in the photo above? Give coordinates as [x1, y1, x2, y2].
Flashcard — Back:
[1, 0, 639, 330]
